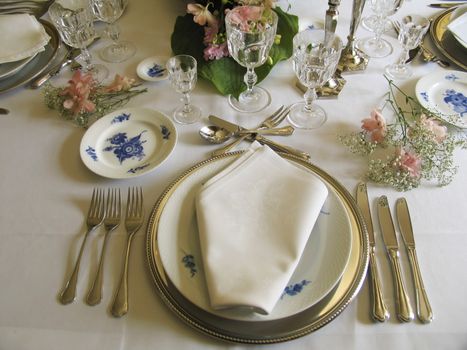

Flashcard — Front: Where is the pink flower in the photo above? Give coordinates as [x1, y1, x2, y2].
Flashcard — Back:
[226, 6, 264, 32]
[104, 74, 135, 92]
[419, 114, 447, 143]
[60, 70, 96, 114]
[395, 147, 422, 178]
[203, 42, 230, 60]
[187, 3, 217, 27]
[203, 23, 219, 45]
[361, 109, 387, 143]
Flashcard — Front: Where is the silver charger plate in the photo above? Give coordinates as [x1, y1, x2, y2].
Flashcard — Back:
[146, 152, 369, 344]
[0, 20, 61, 94]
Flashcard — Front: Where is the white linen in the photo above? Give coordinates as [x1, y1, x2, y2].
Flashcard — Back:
[447, 8, 467, 49]
[195, 143, 328, 314]
[0, 14, 50, 64]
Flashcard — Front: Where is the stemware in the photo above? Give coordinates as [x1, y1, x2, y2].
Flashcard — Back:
[357, 0, 403, 58]
[91, 0, 136, 62]
[361, 0, 404, 33]
[48, 0, 108, 81]
[225, 6, 278, 113]
[385, 15, 430, 79]
[288, 29, 343, 130]
[166, 55, 201, 125]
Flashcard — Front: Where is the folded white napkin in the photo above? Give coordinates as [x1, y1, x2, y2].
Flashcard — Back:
[195, 143, 328, 315]
[448, 7, 467, 49]
[0, 14, 50, 64]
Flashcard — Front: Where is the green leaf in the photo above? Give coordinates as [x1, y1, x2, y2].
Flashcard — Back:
[170, 7, 299, 98]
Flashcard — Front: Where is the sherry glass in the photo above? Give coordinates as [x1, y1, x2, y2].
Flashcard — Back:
[48, 0, 108, 81]
[166, 55, 201, 125]
[386, 15, 430, 79]
[288, 29, 342, 129]
[361, 0, 404, 33]
[225, 6, 278, 113]
[91, 0, 136, 62]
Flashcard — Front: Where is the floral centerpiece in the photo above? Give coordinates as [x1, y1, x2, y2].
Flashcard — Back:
[44, 71, 147, 128]
[171, 0, 298, 98]
[340, 77, 467, 191]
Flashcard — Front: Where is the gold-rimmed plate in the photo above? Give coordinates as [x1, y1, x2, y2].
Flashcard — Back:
[146, 152, 369, 344]
[430, 7, 467, 71]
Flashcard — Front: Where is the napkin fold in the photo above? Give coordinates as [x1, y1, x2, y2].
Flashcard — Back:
[195, 143, 328, 315]
[448, 6, 467, 49]
[0, 14, 50, 64]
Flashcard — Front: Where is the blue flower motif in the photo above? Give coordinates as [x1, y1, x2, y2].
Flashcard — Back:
[128, 163, 150, 174]
[86, 146, 98, 161]
[420, 91, 429, 102]
[103, 130, 147, 164]
[281, 280, 311, 298]
[147, 63, 166, 78]
[445, 74, 459, 82]
[443, 89, 467, 117]
[161, 125, 171, 140]
[111, 113, 131, 124]
[182, 254, 197, 277]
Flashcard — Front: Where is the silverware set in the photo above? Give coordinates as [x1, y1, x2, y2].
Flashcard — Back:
[59, 187, 144, 317]
[356, 183, 433, 323]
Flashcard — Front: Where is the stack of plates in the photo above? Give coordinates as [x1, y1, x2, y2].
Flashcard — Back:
[0, 15, 62, 94]
[146, 153, 369, 344]
[0, 0, 53, 17]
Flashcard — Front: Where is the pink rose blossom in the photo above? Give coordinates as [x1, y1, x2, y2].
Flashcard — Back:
[60, 70, 96, 114]
[226, 6, 264, 32]
[203, 42, 230, 60]
[203, 24, 219, 45]
[419, 114, 447, 143]
[395, 147, 422, 178]
[187, 3, 217, 27]
[361, 109, 387, 143]
[104, 74, 135, 92]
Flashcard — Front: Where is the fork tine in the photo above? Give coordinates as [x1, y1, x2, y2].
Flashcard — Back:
[137, 187, 143, 217]
[270, 105, 291, 125]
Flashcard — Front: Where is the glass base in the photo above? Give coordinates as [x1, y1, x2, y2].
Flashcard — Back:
[99, 41, 136, 63]
[173, 104, 201, 125]
[287, 102, 327, 130]
[385, 63, 413, 80]
[228, 86, 271, 113]
[356, 37, 393, 58]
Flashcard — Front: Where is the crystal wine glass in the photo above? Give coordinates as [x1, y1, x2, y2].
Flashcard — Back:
[225, 6, 278, 113]
[357, 0, 402, 58]
[91, 0, 136, 63]
[48, 0, 108, 81]
[361, 0, 404, 33]
[288, 29, 343, 130]
[166, 55, 201, 125]
[386, 15, 430, 79]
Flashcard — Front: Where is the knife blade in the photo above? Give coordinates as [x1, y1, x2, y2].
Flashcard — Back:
[377, 195, 414, 322]
[356, 183, 390, 322]
[208, 116, 311, 161]
[429, 2, 464, 7]
[396, 198, 433, 323]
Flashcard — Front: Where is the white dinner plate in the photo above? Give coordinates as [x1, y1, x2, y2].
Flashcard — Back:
[80, 107, 177, 179]
[156, 155, 352, 321]
[136, 56, 168, 82]
[415, 70, 467, 128]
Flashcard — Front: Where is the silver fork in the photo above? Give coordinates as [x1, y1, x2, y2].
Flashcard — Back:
[211, 105, 286, 156]
[86, 188, 121, 306]
[111, 187, 144, 317]
[59, 189, 105, 304]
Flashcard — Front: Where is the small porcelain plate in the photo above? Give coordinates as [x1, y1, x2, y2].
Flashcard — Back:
[415, 70, 467, 128]
[136, 56, 168, 82]
[80, 107, 177, 179]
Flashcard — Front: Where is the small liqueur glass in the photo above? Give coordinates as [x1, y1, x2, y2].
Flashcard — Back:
[91, 0, 136, 63]
[288, 29, 343, 130]
[48, 0, 108, 81]
[225, 6, 278, 113]
[166, 55, 201, 125]
[385, 15, 430, 79]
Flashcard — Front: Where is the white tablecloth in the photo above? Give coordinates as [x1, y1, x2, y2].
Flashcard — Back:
[1, 0, 467, 349]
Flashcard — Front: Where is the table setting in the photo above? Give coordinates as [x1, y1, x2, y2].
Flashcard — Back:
[1, 0, 467, 349]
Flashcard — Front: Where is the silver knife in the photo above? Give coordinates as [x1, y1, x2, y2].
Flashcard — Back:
[208, 115, 294, 136]
[209, 116, 311, 161]
[377, 195, 414, 322]
[429, 2, 464, 7]
[396, 198, 433, 323]
[356, 183, 390, 322]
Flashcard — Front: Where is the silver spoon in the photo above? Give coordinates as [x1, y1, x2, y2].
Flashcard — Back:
[199, 125, 295, 144]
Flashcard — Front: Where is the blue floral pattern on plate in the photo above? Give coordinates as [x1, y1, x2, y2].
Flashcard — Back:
[147, 63, 166, 78]
[111, 112, 131, 124]
[445, 73, 459, 82]
[444, 89, 467, 117]
[182, 254, 197, 277]
[281, 280, 311, 298]
[85, 146, 98, 161]
[420, 92, 429, 102]
[103, 130, 147, 163]
[161, 125, 171, 140]
[128, 163, 150, 174]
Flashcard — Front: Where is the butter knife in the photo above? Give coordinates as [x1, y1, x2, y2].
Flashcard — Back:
[396, 198, 433, 323]
[356, 183, 390, 322]
[377, 196, 414, 322]
[429, 2, 465, 7]
[209, 116, 311, 161]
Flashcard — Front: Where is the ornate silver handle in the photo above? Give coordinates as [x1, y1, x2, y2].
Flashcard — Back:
[255, 135, 311, 161]
[239, 125, 294, 136]
[407, 247, 433, 323]
[369, 249, 390, 322]
[388, 248, 414, 322]
[211, 135, 248, 157]
[111, 234, 135, 317]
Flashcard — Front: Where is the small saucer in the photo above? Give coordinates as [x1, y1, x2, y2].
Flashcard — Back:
[137, 56, 168, 82]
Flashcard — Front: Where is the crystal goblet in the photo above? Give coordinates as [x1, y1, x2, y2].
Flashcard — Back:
[288, 29, 343, 130]
[91, 0, 136, 63]
[385, 15, 430, 79]
[361, 0, 404, 33]
[225, 6, 278, 113]
[48, 0, 108, 81]
[166, 55, 201, 125]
